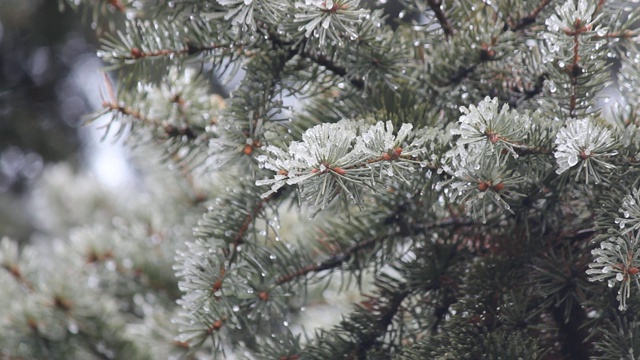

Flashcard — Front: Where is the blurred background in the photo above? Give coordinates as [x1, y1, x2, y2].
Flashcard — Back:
[0, 0, 133, 242]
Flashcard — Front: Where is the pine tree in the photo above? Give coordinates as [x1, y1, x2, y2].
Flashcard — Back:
[3, 0, 640, 358]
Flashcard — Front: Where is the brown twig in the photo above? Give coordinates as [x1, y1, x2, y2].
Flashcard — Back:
[126, 42, 241, 61]
[299, 50, 365, 89]
[511, 0, 552, 31]
[101, 73, 205, 140]
[427, 0, 456, 37]
[563, 19, 592, 117]
[101, 75, 210, 202]
[275, 235, 381, 285]
[259, 20, 365, 90]
[593, 30, 637, 40]
[102, 101, 199, 140]
[222, 196, 273, 266]
[275, 217, 473, 286]
[107, 0, 126, 13]
[594, 0, 606, 17]
[444, 0, 549, 88]
[2, 264, 34, 291]
[232, 198, 269, 251]
[352, 286, 411, 357]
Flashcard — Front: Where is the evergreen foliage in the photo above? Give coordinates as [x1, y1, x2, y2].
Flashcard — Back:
[4, 0, 640, 358]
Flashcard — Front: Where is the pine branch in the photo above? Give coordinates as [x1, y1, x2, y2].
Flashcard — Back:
[258, 21, 365, 90]
[102, 101, 201, 141]
[275, 235, 381, 286]
[510, 0, 552, 31]
[98, 19, 243, 87]
[595, 29, 637, 39]
[446, 64, 477, 86]
[551, 299, 591, 360]
[299, 275, 415, 359]
[1, 263, 34, 291]
[595, 0, 606, 16]
[276, 216, 473, 286]
[522, 73, 547, 100]
[565, 21, 591, 117]
[352, 285, 411, 357]
[299, 49, 365, 90]
[440, 0, 550, 90]
[427, 0, 455, 37]
[506, 140, 553, 156]
[123, 42, 242, 61]
[228, 197, 271, 259]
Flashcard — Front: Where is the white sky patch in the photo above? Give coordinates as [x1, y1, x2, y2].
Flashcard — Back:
[69, 54, 136, 189]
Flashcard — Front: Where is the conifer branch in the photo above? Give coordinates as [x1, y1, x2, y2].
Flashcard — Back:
[299, 50, 365, 90]
[258, 21, 365, 90]
[276, 217, 472, 286]
[443, 0, 550, 89]
[510, 0, 551, 31]
[275, 235, 381, 286]
[594, 0, 606, 16]
[231, 198, 269, 253]
[352, 285, 411, 357]
[551, 299, 590, 359]
[594, 30, 637, 39]
[430, 292, 455, 334]
[565, 22, 590, 117]
[1, 264, 34, 291]
[427, 0, 455, 37]
[221, 196, 272, 267]
[523, 73, 547, 99]
[100, 73, 211, 141]
[102, 101, 201, 140]
[121, 42, 241, 61]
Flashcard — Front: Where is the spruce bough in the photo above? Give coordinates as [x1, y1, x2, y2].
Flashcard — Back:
[3, 0, 640, 358]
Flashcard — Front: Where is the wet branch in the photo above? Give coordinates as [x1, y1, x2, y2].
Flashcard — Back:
[510, 0, 551, 31]
[427, 0, 456, 37]
[276, 217, 474, 286]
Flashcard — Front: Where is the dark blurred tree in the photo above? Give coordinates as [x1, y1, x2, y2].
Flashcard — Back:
[0, 0, 95, 239]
